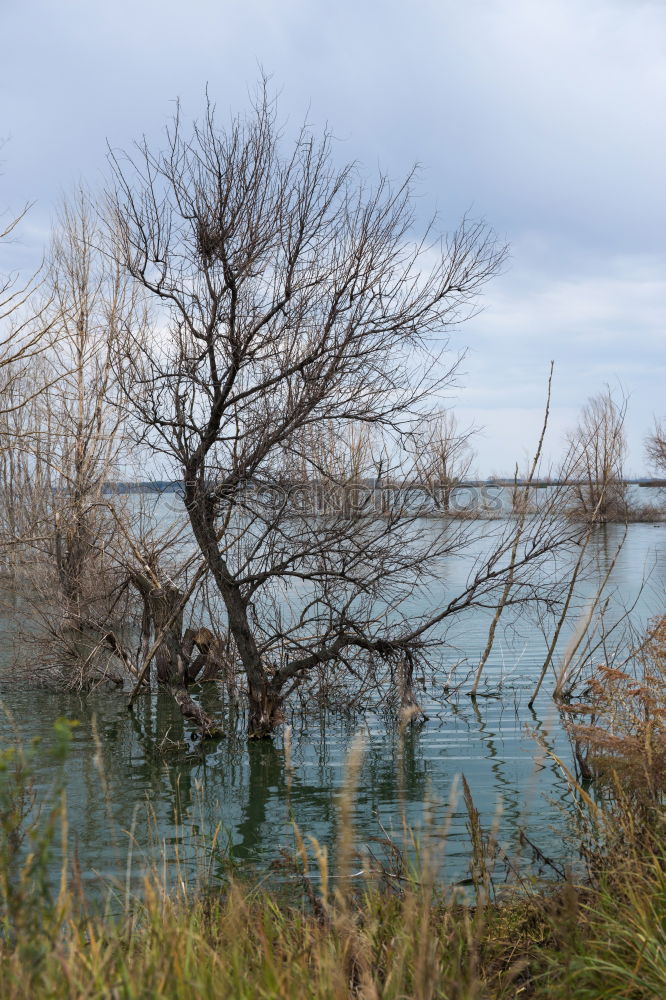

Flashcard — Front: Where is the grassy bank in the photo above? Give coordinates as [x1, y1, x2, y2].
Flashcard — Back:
[1, 815, 664, 998]
[2, 674, 665, 998]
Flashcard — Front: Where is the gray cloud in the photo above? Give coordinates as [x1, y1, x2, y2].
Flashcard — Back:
[2, 0, 664, 470]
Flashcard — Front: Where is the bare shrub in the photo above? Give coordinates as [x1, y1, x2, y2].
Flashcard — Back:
[564, 615, 666, 810]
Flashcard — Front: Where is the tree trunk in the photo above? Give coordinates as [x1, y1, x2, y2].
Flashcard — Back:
[131, 568, 222, 736]
[169, 684, 222, 736]
[186, 491, 282, 738]
[397, 654, 426, 726]
[247, 680, 285, 739]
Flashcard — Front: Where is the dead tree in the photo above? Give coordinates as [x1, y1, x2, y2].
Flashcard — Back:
[0, 184, 229, 720]
[44, 191, 133, 627]
[127, 555, 222, 735]
[280, 419, 386, 517]
[0, 191, 144, 687]
[565, 388, 628, 522]
[0, 193, 56, 567]
[0, 200, 51, 374]
[409, 409, 476, 512]
[646, 420, 666, 475]
[107, 85, 578, 737]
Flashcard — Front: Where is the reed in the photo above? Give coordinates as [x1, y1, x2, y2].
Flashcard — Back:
[1, 691, 664, 998]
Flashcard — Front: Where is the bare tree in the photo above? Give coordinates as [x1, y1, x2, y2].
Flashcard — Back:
[106, 87, 579, 737]
[645, 420, 666, 475]
[565, 388, 628, 522]
[277, 419, 387, 518]
[409, 409, 476, 512]
[0, 173, 58, 576]
[0, 211, 45, 367]
[46, 192, 131, 623]
[0, 188, 54, 423]
[0, 191, 145, 686]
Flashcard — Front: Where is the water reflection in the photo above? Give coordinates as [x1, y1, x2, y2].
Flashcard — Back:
[0, 521, 662, 892]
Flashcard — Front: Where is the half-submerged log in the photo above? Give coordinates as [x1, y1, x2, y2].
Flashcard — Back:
[397, 653, 427, 726]
[131, 567, 222, 737]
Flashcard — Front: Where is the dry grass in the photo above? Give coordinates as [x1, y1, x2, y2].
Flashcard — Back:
[2, 633, 666, 999]
[566, 615, 666, 807]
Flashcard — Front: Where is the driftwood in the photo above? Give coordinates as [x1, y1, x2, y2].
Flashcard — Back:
[168, 683, 220, 734]
[397, 653, 427, 726]
[129, 567, 224, 737]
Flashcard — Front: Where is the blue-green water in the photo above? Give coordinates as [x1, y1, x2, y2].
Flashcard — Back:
[1, 520, 664, 896]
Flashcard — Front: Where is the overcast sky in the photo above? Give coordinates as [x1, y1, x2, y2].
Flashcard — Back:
[1, 0, 664, 473]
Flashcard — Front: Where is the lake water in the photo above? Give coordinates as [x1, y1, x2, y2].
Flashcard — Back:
[1, 519, 664, 898]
